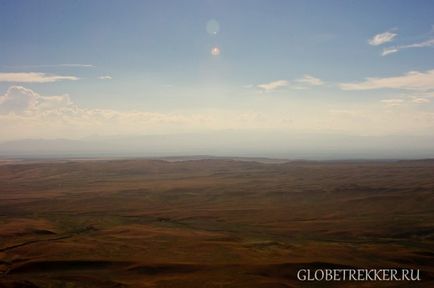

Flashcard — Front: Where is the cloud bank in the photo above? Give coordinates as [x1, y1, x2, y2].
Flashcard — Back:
[1, 85, 433, 142]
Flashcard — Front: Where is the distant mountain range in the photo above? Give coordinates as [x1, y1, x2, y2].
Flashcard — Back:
[1, 131, 433, 160]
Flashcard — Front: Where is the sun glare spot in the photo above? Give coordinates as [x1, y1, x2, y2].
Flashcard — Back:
[211, 47, 221, 56]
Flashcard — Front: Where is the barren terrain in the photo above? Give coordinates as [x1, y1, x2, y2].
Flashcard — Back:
[0, 159, 433, 287]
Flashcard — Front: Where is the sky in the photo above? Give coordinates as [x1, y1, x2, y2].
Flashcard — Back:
[0, 0, 434, 156]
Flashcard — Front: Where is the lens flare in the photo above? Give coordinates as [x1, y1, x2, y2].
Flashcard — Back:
[206, 19, 220, 35]
[211, 47, 220, 56]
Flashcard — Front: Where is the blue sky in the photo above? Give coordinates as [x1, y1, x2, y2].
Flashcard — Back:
[0, 0, 434, 143]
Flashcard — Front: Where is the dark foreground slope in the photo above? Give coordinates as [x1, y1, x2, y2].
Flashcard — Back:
[0, 159, 433, 287]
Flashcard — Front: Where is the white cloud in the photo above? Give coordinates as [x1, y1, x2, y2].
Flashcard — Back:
[382, 38, 434, 56]
[98, 75, 112, 80]
[380, 98, 405, 107]
[3, 64, 94, 69]
[380, 96, 432, 106]
[0, 72, 79, 83]
[339, 70, 434, 91]
[4, 64, 94, 68]
[404, 38, 434, 48]
[0, 86, 38, 113]
[295, 74, 324, 86]
[368, 31, 397, 46]
[257, 80, 288, 91]
[411, 97, 431, 104]
[60, 64, 93, 68]
[0, 86, 73, 114]
[381, 99, 404, 103]
[382, 47, 399, 56]
[291, 86, 309, 90]
[38, 95, 73, 110]
[256, 75, 324, 92]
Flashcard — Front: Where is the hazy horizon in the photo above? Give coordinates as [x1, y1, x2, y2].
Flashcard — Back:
[1, 130, 434, 160]
[1, 1, 434, 158]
